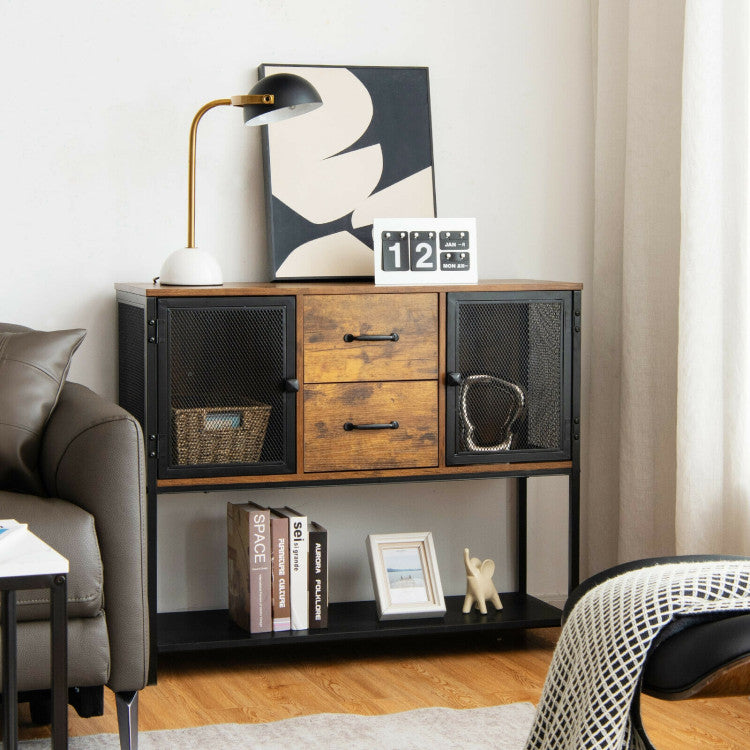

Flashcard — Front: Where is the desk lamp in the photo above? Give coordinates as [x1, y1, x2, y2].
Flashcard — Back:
[159, 73, 322, 286]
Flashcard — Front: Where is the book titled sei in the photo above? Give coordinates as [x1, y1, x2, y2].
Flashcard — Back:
[272, 507, 308, 630]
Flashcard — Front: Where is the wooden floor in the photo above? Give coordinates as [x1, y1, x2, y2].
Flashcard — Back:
[17, 628, 750, 748]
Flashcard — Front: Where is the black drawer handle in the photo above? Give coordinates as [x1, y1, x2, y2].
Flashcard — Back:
[343, 333, 399, 342]
[343, 421, 399, 431]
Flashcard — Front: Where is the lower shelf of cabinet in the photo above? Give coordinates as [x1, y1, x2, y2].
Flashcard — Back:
[156, 593, 561, 653]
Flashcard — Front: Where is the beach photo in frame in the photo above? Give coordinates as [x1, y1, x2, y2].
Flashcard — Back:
[259, 64, 437, 280]
[366, 532, 446, 621]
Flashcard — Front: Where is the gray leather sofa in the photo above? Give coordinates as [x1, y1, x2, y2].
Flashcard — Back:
[0, 322, 148, 748]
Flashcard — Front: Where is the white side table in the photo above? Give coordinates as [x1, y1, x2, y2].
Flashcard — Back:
[0, 531, 68, 749]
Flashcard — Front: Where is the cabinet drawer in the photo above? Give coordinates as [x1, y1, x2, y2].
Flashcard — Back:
[304, 381, 438, 472]
[303, 293, 438, 383]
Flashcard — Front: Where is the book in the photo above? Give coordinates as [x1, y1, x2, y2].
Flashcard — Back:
[308, 521, 328, 629]
[0, 520, 27, 544]
[271, 507, 308, 630]
[226, 502, 272, 634]
[270, 510, 291, 632]
[247, 502, 273, 634]
[227, 502, 251, 632]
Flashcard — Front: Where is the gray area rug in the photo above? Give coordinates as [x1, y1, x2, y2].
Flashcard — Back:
[20, 703, 536, 749]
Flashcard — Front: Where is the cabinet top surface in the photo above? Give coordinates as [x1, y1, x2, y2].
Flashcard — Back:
[115, 279, 583, 297]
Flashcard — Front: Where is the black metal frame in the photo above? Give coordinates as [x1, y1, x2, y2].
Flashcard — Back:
[570, 289, 582, 589]
[445, 290, 573, 465]
[1, 572, 67, 750]
[145, 296, 159, 688]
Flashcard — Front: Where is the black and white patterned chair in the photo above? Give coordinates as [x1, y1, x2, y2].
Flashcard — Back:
[563, 555, 750, 749]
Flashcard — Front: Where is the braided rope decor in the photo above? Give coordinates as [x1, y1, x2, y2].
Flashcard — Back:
[525, 561, 750, 750]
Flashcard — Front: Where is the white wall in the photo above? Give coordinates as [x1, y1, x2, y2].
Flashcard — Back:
[0, 1, 593, 610]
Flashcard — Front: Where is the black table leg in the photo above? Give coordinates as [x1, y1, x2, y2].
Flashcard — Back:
[2, 589, 18, 749]
[51, 574, 68, 749]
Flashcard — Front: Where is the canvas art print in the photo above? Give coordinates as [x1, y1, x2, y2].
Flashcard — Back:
[259, 64, 437, 280]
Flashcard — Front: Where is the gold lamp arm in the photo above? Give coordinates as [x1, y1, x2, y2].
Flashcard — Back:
[187, 99, 230, 249]
[186, 94, 275, 248]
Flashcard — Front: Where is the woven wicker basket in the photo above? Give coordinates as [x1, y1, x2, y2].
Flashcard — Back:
[172, 403, 271, 466]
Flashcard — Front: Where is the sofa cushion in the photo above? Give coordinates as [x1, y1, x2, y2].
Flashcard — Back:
[0, 326, 85, 494]
[0, 491, 103, 621]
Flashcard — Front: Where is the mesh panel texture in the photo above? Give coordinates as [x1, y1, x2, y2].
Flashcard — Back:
[117, 302, 145, 429]
[455, 300, 562, 453]
[167, 305, 287, 466]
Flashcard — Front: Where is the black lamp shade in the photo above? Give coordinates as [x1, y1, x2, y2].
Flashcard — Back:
[243, 73, 322, 126]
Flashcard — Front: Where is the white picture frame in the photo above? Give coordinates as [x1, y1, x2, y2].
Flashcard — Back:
[366, 532, 446, 621]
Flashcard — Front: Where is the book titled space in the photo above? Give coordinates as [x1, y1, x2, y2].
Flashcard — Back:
[247, 503, 272, 634]
[226, 502, 272, 634]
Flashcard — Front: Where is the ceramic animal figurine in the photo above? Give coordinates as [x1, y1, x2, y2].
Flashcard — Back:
[463, 547, 503, 614]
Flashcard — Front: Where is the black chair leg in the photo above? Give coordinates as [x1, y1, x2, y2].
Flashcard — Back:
[115, 690, 139, 750]
[28, 694, 52, 726]
[25, 685, 104, 725]
[70, 686, 104, 718]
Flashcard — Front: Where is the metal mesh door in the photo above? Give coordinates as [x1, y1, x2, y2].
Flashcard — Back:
[160, 298, 294, 476]
[447, 294, 569, 463]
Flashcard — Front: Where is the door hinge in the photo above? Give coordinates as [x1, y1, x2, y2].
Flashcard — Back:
[147, 317, 159, 345]
[147, 433, 160, 460]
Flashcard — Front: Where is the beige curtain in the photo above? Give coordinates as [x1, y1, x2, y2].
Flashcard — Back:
[586, 0, 750, 575]
[586, 0, 685, 574]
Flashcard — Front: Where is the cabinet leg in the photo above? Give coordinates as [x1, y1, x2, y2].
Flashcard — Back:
[146, 481, 158, 685]
[569, 472, 580, 591]
[517, 477, 528, 595]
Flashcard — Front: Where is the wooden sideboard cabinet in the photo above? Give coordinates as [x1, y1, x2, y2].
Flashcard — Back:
[115, 280, 582, 682]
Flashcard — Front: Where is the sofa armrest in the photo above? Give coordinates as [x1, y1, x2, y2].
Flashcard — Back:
[39, 381, 148, 692]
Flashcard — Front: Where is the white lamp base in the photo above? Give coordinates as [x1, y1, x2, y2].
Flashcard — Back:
[159, 247, 223, 286]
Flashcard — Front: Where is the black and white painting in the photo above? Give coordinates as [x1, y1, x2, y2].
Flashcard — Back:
[259, 64, 437, 280]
